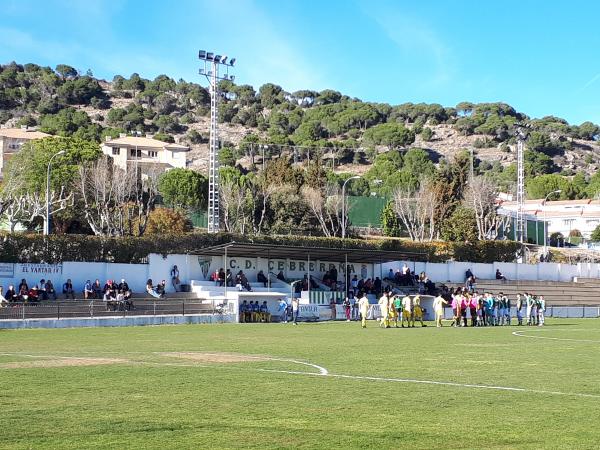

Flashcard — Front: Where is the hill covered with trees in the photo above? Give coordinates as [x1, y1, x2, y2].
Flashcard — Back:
[2, 61, 600, 241]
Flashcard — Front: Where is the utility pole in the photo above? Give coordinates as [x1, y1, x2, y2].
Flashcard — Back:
[198, 50, 236, 233]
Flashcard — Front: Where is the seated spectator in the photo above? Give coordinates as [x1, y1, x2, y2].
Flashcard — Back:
[218, 268, 225, 287]
[118, 279, 133, 309]
[170, 265, 180, 291]
[465, 268, 474, 282]
[19, 283, 29, 302]
[239, 300, 249, 323]
[226, 269, 233, 287]
[257, 270, 268, 288]
[0, 286, 7, 307]
[18, 279, 29, 296]
[5, 285, 17, 303]
[45, 280, 57, 300]
[357, 277, 365, 292]
[146, 279, 162, 299]
[156, 280, 167, 297]
[276, 270, 286, 282]
[260, 301, 271, 322]
[62, 279, 75, 300]
[386, 269, 394, 281]
[496, 269, 507, 281]
[103, 280, 116, 299]
[103, 287, 117, 311]
[39, 279, 47, 300]
[240, 272, 251, 291]
[83, 280, 94, 299]
[28, 286, 40, 303]
[374, 277, 382, 295]
[251, 300, 260, 322]
[93, 279, 103, 299]
[116, 289, 125, 311]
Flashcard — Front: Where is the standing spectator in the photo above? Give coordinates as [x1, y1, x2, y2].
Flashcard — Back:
[170, 265, 180, 292]
[45, 280, 57, 300]
[350, 275, 358, 296]
[291, 297, 300, 325]
[351, 294, 358, 321]
[146, 279, 162, 299]
[343, 296, 351, 322]
[218, 268, 226, 286]
[226, 269, 233, 287]
[62, 279, 75, 299]
[93, 279, 103, 299]
[465, 268, 474, 281]
[83, 280, 94, 299]
[330, 296, 337, 320]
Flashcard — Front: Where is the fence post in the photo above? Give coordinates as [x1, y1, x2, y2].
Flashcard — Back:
[57, 304, 60, 320]
[182, 302, 185, 316]
[582, 305, 585, 319]
[22, 304, 25, 320]
[153, 302, 156, 316]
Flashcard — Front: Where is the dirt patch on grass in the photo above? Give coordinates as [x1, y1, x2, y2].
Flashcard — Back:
[160, 352, 270, 364]
[0, 357, 126, 369]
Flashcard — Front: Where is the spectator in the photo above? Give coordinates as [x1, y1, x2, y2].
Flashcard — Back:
[39, 279, 47, 300]
[465, 268, 474, 282]
[93, 279, 103, 299]
[343, 296, 351, 321]
[226, 269, 233, 287]
[18, 282, 29, 302]
[0, 286, 7, 307]
[496, 269, 507, 281]
[146, 279, 162, 299]
[374, 277, 382, 296]
[28, 286, 40, 303]
[292, 297, 300, 325]
[62, 279, 75, 300]
[45, 280, 57, 300]
[251, 300, 260, 321]
[18, 279, 29, 295]
[276, 271, 286, 282]
[351, 275, 359, 296]
[330, 297, 337, 320]
[156, 280, 167, 297]
[83, 280, 94, 299]
[386, 269, 394, 281]
[5, 285, 17, 303]
[170, 265, 180, 290]
[218, 268, 225, 286]
[257, 270, 268, 288]
[103, 286, 117, 311]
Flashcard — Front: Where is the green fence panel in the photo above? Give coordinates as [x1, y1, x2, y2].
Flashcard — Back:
[347, 196, 388, 228]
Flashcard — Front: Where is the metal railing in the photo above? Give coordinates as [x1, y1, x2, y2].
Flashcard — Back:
[0, 300, 218, 321]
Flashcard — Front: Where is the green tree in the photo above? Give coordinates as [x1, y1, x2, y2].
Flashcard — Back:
[362, 123, 415, 149]
[158, 168, 208, 210]
[55, 64, 78, 79]
[218, 147, 236, 167]
[440, 206, 479, 242]
[4, 136, 101, 192]
[525, 174, 570, 199]
[381, 201, 402, 237]
[591, 224, 600, 241]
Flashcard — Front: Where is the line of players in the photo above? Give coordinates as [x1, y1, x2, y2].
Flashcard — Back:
[435, 288, 547, 327]
[239, 300, 271, 323]
[373, 290, 427, 329]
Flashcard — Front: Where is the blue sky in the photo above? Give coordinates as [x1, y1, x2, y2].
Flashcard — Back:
[1, 0, 599, 124]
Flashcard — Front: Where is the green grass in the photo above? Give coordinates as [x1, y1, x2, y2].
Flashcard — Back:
[1, 319, 600, 449]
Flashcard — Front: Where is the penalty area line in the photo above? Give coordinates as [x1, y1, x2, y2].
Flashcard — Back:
[512, 330, 600, 343]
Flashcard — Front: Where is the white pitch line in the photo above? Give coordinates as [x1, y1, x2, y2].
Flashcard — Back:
[512, 330, 600, 343]
[259, 368, 600, 399]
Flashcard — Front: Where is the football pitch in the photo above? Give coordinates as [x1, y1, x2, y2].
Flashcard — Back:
[1, 319, 600, 449]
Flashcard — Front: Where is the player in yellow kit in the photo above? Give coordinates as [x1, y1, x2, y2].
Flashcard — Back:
[412, 295, 427, 327]
[401, 294, 413, 328]
[388, 294, 398, 328]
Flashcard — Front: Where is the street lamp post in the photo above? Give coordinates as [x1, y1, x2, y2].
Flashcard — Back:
[44, 150, 66, 235]
[542, 189, 562, 256]
[341, 176, 361, 239]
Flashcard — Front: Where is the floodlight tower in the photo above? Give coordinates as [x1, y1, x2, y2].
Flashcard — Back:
[198, 50, 236, 233]
[515, 126, 527, 244]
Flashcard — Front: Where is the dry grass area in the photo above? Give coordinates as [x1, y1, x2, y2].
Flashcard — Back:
[0, 357, 126, 369]
[160, 351, 270, 364]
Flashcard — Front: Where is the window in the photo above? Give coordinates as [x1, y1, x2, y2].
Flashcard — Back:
[112, 148, 120, 156]
[562, 219, 575, 226]
[8, 143, 20, 150]
[148, 151, 158, 158]
[130, 148, 141, 158]
[586, 219, 599, 225]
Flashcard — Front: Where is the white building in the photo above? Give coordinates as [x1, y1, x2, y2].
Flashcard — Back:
[498, 199, 600, 240]
[0, 127, 50, 178]
[101, 134, 189, 175]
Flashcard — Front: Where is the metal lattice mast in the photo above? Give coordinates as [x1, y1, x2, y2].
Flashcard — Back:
[198, 50, 236, 233]
[516, 139, 525, 243]
[207, 62, 219, 233]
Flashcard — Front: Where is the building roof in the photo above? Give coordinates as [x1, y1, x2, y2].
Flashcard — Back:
[192, 241, 426, 264]
[0, 128, 50, 139]
[104, 136, 189, 151]
[500, 199, 598, 207]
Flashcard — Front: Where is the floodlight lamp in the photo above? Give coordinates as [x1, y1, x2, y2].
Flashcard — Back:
[230, 75, 235, 82]
[207, 52, 214, 60]
[199, 68, 205, 75]
[214, 55, 222, 63]
[198, 50, 206, 59]
[221, 56, 228, 64]
[229, 58, 236, 66]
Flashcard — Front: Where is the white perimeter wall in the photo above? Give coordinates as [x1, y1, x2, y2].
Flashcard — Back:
[2, 253, 600, 293]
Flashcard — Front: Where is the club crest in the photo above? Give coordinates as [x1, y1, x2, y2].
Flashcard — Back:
[198, 258, 211, 280]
